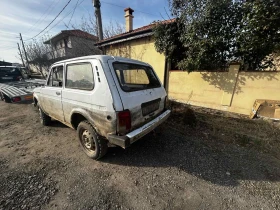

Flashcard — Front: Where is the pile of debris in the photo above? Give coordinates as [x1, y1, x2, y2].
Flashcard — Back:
[250, 99, 280, 121]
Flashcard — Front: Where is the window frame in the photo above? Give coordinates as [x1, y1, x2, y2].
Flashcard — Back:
[112, 62, 161, 92]
[46, 65, 64, 88]
[65, 62, 95, 91]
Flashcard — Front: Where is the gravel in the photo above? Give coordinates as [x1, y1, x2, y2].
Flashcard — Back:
[0, 101, 280, 209]
[0, 168, 57, 210]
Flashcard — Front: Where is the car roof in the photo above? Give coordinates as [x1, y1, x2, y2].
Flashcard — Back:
[53, 55, 149, 66]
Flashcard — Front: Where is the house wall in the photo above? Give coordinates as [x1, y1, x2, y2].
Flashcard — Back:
[66, 36, 100, 57]
[104, 37, 166, 83]
[169, 65, 280, 115]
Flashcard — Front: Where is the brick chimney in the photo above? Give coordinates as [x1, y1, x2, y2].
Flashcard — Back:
[124, 7, 134, 32]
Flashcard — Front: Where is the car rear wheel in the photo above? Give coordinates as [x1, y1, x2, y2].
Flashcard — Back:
[1, 93, 11, 103]
[77, 121, 108, 160]
[38, 106, 51, 126]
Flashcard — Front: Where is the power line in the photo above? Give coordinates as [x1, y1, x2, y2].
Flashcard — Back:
[25, 0, 59, 33]
[39, 0, 86, 38]
[24, 0, 73, 41]
[100, 0, 160, 17]
[67, 0, 80, 27]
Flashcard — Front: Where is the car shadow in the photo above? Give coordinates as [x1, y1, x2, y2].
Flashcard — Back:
[49, 120, 69, 128]
[103, 125, 280, 187]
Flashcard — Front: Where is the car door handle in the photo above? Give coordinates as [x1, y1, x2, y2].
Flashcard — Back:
[56, 91, 61, 95]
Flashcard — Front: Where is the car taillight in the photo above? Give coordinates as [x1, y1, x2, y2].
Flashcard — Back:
[12, 97, 21, 102]
[118, 110, 131, 135]
[16, 76, 22, 81]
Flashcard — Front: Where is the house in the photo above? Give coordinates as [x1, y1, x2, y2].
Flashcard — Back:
[44, 29, 101, 60]
[96, 8, 173, 84]
[96, 8, 280, 117]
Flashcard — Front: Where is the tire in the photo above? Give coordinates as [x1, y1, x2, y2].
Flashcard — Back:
[38, 106, 51, 126]
[2, 94, 11, 103]
[77, 120, 108, 160]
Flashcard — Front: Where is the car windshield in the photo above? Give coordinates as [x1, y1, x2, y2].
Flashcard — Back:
[0, 67, 21, 75]
[113, 62, 161, 92]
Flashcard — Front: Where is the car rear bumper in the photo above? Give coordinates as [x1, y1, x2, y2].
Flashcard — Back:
[108, 109, 171, 148]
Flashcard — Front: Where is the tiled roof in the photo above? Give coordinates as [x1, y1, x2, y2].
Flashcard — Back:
[96, 19, 175, 45]
[44, 30, 98, 44]
[61, 30, 99, 41]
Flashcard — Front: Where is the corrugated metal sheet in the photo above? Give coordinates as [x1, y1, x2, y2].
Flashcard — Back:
[1, 86, 30, 97]
[0, 79, 45, 101]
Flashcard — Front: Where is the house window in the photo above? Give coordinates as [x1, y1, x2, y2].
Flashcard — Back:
[67, 37, 72, 48]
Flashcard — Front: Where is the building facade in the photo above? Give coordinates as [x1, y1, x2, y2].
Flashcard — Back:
[44, 30, 101, 60]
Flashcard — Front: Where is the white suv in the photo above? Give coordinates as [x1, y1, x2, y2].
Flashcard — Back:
[33, 55, 170, 159]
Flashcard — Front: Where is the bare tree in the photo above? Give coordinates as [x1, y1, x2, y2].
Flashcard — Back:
[71, 14, 125, 39]
[24, 36, 55, 78]
[22, 16, 124, 79]
[103, 20, 125, 39]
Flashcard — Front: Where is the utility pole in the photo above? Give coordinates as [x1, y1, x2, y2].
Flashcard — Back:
[17, 43, 25, 67]
[93, 0, 103, 40]
[19, 33, 30, 72]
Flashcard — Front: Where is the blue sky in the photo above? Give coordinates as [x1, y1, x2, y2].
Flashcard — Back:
[0, 0, 171, 63]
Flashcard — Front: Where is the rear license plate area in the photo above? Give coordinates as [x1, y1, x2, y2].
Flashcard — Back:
[141, 98, 161, 116]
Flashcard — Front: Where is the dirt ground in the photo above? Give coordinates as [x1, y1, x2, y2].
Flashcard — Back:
[0, 101, 280, 210]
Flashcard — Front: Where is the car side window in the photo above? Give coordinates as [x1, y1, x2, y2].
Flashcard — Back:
[47, 66, 63, 87]
[65, 63, 94, 90]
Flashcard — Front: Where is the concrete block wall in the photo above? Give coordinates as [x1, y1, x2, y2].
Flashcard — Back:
[168, 65, 280, 115]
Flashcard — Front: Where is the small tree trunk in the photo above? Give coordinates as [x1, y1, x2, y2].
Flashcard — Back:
[34, 65, 46, 79]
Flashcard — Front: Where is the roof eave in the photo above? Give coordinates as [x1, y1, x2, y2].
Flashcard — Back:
[43, 31, 64, 44]
[96, 28, 153, 47]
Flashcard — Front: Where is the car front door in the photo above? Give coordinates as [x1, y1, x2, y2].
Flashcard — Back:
[40, 65, 64, 122]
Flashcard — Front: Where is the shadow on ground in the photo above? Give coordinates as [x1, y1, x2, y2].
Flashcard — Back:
[102, 125, 280, 187]
[49, 120, 69, 128]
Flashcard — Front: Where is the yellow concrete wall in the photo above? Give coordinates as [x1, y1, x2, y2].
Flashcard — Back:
[104, 37, 280, 116]
[230, 71, 280, 115]
[169, 71, 228, 110]
[169, 65, 280, 116]
[104, 37, 166, 83]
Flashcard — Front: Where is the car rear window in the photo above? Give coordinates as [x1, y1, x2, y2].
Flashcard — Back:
[113, 62, 161, 92]
[0, 67, 21, 75]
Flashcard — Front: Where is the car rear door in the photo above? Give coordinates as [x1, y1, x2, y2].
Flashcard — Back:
[40, 65, 64, 121]
[107, 60, 167, 131]
[61, 60, 96, 124]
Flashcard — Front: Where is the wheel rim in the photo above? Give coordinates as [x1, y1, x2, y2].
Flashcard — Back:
[80, 129, 96, 152]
